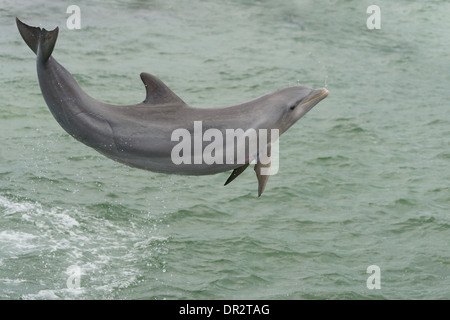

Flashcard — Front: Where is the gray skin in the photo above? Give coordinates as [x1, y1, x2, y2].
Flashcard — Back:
[16, 18, 328, 196]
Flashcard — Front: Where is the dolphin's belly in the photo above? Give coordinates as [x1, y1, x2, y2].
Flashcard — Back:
[110, 155, 243, 175]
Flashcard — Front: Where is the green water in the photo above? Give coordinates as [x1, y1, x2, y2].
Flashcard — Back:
[1, 0, 449, 299]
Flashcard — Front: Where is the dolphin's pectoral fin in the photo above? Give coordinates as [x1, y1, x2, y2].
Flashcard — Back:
[254, 162, 271, 197]
[224, 163, 249, 186]
[254, 145, 272, 197]
[140, 72, 187, 105]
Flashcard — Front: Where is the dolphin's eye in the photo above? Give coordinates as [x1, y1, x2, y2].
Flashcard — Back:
[289, 104, 296, 111]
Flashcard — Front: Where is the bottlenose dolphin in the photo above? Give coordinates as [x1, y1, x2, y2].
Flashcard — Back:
[16, 18, 328, 196]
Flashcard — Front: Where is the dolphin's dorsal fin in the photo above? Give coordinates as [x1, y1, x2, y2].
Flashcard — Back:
[254, 145, 272, 197]
[140, 72, 186, 105]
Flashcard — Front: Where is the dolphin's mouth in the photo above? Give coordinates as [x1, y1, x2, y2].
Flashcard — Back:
[303, 88, 329, 105]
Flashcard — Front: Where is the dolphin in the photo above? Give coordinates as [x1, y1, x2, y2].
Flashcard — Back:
[16, 18, 328, 196]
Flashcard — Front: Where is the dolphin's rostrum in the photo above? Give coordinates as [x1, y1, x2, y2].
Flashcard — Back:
[16, 18, 328, 196]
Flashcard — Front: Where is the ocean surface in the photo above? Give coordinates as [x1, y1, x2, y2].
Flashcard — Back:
[1, 0, 449, 299]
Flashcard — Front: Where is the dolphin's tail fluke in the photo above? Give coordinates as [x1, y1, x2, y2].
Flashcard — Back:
[16, 18, 59, 62]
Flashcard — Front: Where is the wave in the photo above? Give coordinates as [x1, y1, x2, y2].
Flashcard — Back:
[0, 195, 169, 299]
